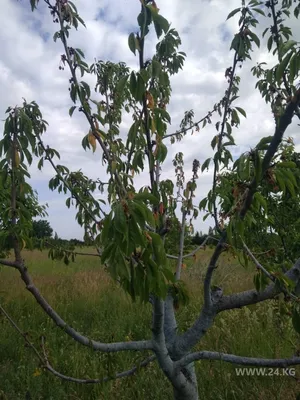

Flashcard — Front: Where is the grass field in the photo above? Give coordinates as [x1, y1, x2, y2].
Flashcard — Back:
[0, 248, 300, 399]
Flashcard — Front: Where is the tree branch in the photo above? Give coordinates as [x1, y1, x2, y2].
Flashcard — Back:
[162, 109, 216, 140]
[0, 303, 156, 385]
[0, 259, 20, 268]
[175, 211, 187, 280]
[269, 0, 291, 96]
[216, 258, 300, 312]
[242, 239, 275, 281]
[3, 259, 153, 353]
[203, 235, 226, 310]
[163, 293, 177, 345]
[239, 88, 300, 219]
[166, 235, 213, 260]
[175, 350, 300, 370]
[41, 336, 156, 384]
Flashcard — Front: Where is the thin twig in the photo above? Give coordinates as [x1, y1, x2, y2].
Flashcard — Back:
[166, 235, 214, 260]
[242, 239, 274, 281]
[241, 238, 298, 300]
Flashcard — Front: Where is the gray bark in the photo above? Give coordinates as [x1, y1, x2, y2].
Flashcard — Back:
[173, 362, 199, 400]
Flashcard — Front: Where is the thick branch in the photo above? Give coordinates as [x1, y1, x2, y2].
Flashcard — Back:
[4, 260, 152, 353]
[175, 350, 300, 369]
[172, 236, 225, 356]
[151, 297, 193, 391]
[203, 235, 226, 310]
[164, 293, 177, 345]
[0, 259, 20, 267]
[216, 258, 300, 312]
[174, 308, 216, 358]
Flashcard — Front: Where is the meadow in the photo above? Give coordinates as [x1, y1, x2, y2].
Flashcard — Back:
[0, 248, 299, 400]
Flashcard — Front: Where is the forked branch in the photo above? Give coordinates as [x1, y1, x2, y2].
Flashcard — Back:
[0, 303, 155, 384]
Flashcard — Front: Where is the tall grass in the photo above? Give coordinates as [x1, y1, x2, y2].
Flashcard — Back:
[0, 248, 299, 399]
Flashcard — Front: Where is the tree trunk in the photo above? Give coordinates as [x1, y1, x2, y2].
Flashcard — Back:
[173, 362, 199, 400]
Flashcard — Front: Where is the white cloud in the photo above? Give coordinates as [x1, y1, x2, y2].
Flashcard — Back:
[0, 0, 299, 239]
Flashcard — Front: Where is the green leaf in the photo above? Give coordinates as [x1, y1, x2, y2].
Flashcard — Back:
[226, 7, 240, 20]
[129, 71, 137, 98]
[235, 106, 247, 118]
[199, 197, 207, 210]
[101, 242, 115, 264]
[69, 106, 76, 117]
[201, 158, 211, 172]
[280, 40, 297, 57]
[116, 75, 129, 94]
[162, 267, 175, 283]
[253, 192, 267, 212]
[80, 81, 91, 98]
[150, 11, 170, 38]
[136, 73, 145, 102]
[276, 51, 294, 83]
[211, 135, 218, 150]
[128, 33, 137, 55]
[148, 232, 166, 266]
[152, 60, 162, 77]
[256, 135, 273, 150]
[275, 170, 286, 194]
[277, 161, 296, 168]
[252, 7, 265, 17]
[254, 151, 262, 182]
[248, 31, 260, 48]
[156, 143, 168, 163]
[289, 53, 300, 83]
[267, 36, 273, 52]
[134, 192, 159, 205]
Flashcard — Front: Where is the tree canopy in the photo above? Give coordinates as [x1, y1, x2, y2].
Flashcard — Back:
[1, 0, 300, 399]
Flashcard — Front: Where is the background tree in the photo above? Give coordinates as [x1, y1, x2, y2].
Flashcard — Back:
[1, 1, 300, 400]
[215, 138, 300, 271]
[31, 219, 53, 239]
[0, 174, 47, 257]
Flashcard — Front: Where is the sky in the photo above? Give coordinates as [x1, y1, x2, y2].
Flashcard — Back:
[0, 0, 299, 239]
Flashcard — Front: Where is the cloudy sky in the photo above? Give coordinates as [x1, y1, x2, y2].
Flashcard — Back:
[0, 0, 299, 239]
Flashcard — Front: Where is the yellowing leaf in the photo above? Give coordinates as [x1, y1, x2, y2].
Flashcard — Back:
[15, 150, 20, 167]
[152, 1, 160, 12]
[145, 232, 152, 242]
[88, 131, 96, 152]
[151, 118, 156, 133]
[33, 368, 42, 377]
[146, 92, 155, 109]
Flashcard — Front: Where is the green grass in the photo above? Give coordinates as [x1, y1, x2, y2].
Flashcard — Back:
[0, 248, 300, 399]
